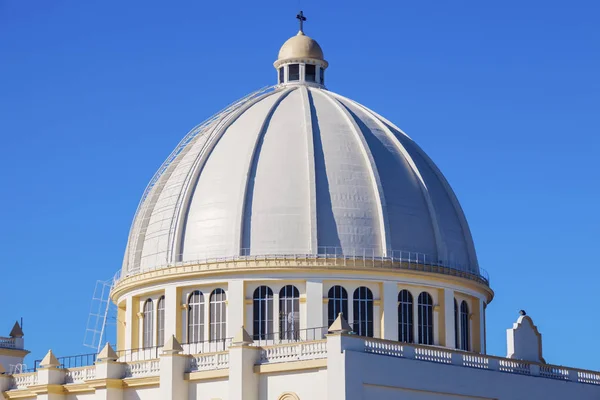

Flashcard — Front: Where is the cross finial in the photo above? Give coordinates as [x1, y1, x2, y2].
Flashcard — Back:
[296, 11, 307, 33]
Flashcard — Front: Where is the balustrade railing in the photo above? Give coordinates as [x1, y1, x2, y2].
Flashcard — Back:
[252, 327, 328, 347]
[259, 340, 327, 364]
[0, 337, 16, 349]
[182, 339, 231, 355]
[10, 372, 37, 389]
[188, 352, 229, 372]
[124, 359, 160, 378]
[64, 366, 96, 383]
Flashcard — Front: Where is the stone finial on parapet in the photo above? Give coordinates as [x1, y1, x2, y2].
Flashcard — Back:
[97, 343, 118, 362]
[162, 335, 183, 355]
[328, 313, 352, 334]
[507, 311, 545, 363]
[232, 327, 253, 346]
[39, 349, 60, 369]
[9, 321, 24, 338]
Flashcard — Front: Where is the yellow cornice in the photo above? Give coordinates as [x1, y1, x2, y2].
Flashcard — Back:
[112, 261, 493, 302]
[123, 376, 160, 388]
[254, 358, 326, 374]
[0, 348, 30, 358]
[28, 384, 64, 395]
[3, 389, 35, 399]
[87, 378, 124, 390]
[63, 382, 95, 394]
[185, 369, 229, 381]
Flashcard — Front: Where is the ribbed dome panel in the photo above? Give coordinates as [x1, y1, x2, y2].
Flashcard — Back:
[123, 86, 479, 276]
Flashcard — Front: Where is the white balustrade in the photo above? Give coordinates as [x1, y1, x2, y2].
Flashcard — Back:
[365, 340, 403, 358]
[124, 359, 160, 378]
[414, 347, 452, 364]
[462, 354, 489, 369]
[11, 372, 38, 389]
[577, 371, 600, 385]
[259, 340, 327, 364]
[64, 366, 96, 383]
[0, 337, 16, 349]
[188, 352, 229, 372]
[498, 359, 530, 375]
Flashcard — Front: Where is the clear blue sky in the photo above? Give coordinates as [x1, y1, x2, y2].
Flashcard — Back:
[1, 1, 599, 370]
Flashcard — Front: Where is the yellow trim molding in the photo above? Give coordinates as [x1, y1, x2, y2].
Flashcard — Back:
[123, 376, 160, 388]
[254, 358, 326, 374]
[186, 369, 229, 381]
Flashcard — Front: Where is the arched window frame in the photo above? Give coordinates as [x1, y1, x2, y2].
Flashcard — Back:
[353, 287, 374, 337]
[460, 300, 470, 351]
[142, 299, 154, 348]
[417, 292, 434, 345]
[210, 289, 227, 341]
[398, 290, 414, 343]
[327, 286, 348, 327]
[187, 290, 205, 344]
[253, 286, 274, 340]
[279, 285, 300, 340]
[157, 296, 165, 347]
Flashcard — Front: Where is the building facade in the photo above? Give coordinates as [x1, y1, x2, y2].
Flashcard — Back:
[2, 14, 599, 400]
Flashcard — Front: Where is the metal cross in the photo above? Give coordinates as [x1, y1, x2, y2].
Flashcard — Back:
[296, 11, 307, 33]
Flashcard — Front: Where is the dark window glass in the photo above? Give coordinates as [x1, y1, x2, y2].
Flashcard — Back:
[454, 299, 459, 348]
[352, 287, 373, 337]
[279, 67, 284, 83]
[460, 301, 470, 351]
[398, 290, 414, 343]
[417, 292, 433, 345]
[320, 67, 325, 85]
[289, 64, 300, 81]
[188, 291, 204, 343]
[327, 286, 348, 327]
[305, 64, 316, 82]
[253, 286, 273, 340]
[279, 285, 300, 340]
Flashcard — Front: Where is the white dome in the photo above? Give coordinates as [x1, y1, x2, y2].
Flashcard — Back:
[122, 86, 479, 276]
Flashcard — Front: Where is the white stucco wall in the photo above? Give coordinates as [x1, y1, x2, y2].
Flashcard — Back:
[188, 379, 229, 400]
[259, 369, 327, 400]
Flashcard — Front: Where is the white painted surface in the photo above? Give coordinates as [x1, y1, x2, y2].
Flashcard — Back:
[122, 85, 480, 276]
[259, 369, 328, 400]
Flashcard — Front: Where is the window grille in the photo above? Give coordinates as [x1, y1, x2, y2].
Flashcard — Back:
[353, 287, 374, 337]
[279, 67, 284, 84]
[210, 289, 227, 341]
[328, 286, 348, 327]
[454, 299, 459, 349]
[417, 292, 434, 345]
[398, 290, 414, 343]
[187, 290, 205, 343]
[305, 64, 316, 82]
[279, 285, 300, 340]
[253, 286, 274, 340]
[142, 299, 154, 348]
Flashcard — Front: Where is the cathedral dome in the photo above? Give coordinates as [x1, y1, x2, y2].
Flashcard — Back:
[122, 83, 479, 276]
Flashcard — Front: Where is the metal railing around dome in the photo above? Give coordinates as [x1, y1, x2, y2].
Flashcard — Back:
[121, 247, 489, 286]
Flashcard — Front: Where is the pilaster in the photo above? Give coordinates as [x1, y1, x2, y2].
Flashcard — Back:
[443, 288, 456, 348]
[94, 343, 125, 400]
[382, 281, 398, 340]
[164, 286, 179, 343]
[227, 280, 245, 338]
[228, 328, 261, 400]
[159, 336, 188, 400]
[305, 279, 323, 334]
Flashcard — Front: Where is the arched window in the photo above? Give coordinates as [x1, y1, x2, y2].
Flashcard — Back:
[398, 290, 413, 343]
[417, 292, 433, 345]
[279, 285, 300, 340]
[327, 286, 348, 327]
[142, 299, 154, 348]
[210, 289, 227, 341]
[454, 299, 459, 349]
[187, 291, 204, 343]
[253, 286, 273, 340]
[460, 301, 470, 351]
[353, 287, 373, 337]
[157, 296, 165, 346]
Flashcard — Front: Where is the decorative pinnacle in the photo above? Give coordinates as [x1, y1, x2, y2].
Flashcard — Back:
[296, 10, 307, 34]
